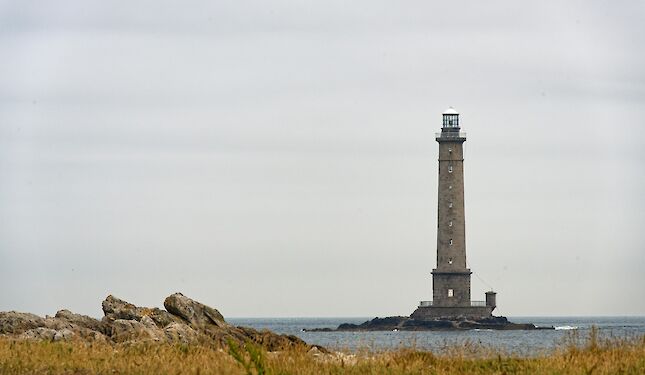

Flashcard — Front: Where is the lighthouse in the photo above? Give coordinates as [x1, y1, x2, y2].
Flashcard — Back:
[411, 108, 497, 319]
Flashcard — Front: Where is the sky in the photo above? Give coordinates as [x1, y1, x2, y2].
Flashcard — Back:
[1, 1, 644, 318]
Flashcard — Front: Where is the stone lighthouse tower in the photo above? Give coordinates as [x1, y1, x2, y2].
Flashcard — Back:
[411, 108, 496, 320]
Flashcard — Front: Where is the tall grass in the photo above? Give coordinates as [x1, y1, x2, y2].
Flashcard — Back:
[0, 329, 643, 374]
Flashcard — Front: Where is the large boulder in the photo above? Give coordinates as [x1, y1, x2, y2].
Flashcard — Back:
[53, 328, 75, 341]
[0, 312, 45, 334]
[102, 295, 140, 321]
[54, 309, 107, 333]
[102, 295, 181, 328]
[19, 327, 58, 341]
[163, 322, 199, 343]
[42, 316, 109, 342]
[163, 293, 226, 329]
[18, 327, 80, 342]
[110, 317, 165, 343]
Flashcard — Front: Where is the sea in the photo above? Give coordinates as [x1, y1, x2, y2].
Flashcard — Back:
[228, 317, 645, 355]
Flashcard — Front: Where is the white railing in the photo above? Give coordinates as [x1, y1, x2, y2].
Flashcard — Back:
[418, 300, 488, 307]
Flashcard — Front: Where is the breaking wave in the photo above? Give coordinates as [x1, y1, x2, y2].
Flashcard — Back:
[554, 325, 578, 330]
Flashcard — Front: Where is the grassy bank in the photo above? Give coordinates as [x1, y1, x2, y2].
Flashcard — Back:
[1, 329, 643, 374]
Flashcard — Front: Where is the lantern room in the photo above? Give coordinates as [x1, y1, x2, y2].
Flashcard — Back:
[442, 107, 459, 129]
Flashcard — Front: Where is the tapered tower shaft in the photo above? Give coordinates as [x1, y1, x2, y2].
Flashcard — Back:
[411, 108, 496, 319]
[432, 108, 471, 307]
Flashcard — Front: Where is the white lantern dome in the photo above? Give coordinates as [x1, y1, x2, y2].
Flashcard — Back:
[443, 107, 459, 115]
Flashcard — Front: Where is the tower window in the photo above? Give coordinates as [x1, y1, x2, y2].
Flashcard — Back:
[448, 289, 454, 297]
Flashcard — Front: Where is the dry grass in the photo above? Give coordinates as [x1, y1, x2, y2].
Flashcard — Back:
[0, 329, 643, 374]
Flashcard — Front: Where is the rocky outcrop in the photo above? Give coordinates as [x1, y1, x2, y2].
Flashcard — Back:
[304, 315, 553, 332]
[102, 295, 181, 328]
[0, 293, 317, 352]
[163, 322, 199, 343]
[54, 309, 107, 333]
[236, 326, 312, 352]
[0, 312, 45, 334]
[110, 317, 166, 342]
[163, 293, 225, 329]
[41, 315, 109, 342]
[19, 327, 58, 341]
[0, 311, 106, 342]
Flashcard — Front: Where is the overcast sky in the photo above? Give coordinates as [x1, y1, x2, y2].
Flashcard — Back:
[1, 1, 644, 318]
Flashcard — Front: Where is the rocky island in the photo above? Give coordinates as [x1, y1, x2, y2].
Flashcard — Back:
[305, 315, 553, 332]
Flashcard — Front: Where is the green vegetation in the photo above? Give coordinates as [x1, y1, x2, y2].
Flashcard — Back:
[0, 329, 643, 374]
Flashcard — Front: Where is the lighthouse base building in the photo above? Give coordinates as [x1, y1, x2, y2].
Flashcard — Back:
[411, 107, 496, 320]
[410, 292, 497, 320]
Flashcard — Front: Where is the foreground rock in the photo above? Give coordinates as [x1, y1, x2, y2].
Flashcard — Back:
[163, 293, 225, 329]
[0, 312, 45, 334]
[304, 316, 554, 332]
[0, 293, 322, 352]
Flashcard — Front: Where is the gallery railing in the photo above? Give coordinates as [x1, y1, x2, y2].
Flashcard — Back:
[418, 300, 488, 307]
[435, 132, 467, 139]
